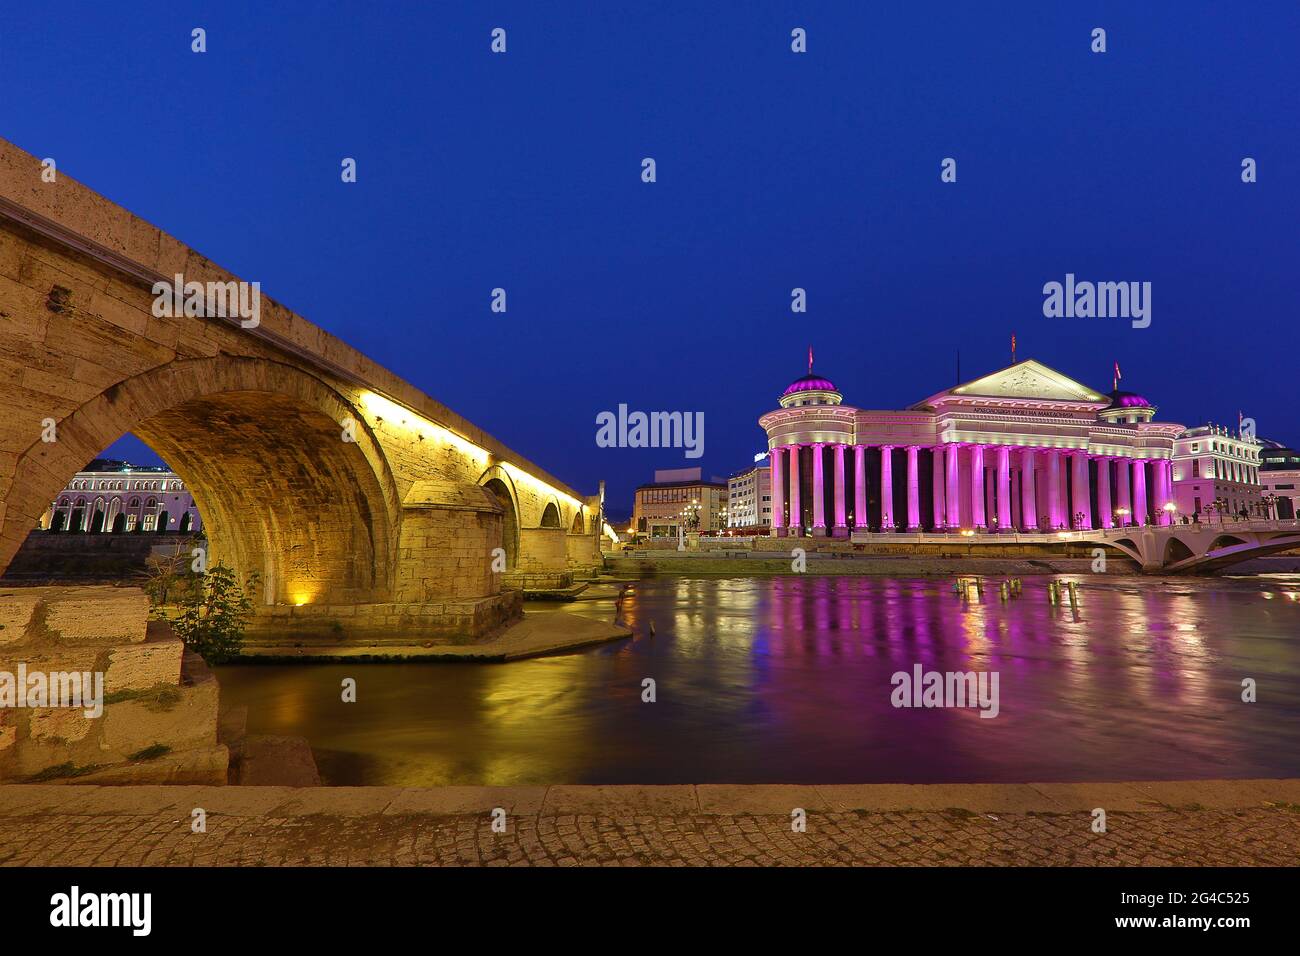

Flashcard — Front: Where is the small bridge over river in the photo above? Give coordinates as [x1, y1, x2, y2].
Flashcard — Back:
[1077, 521, 1300, 573]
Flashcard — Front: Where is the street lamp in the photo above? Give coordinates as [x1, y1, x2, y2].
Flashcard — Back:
[1115, 507, 1130, 527]
[1163, 502, 1178, 525]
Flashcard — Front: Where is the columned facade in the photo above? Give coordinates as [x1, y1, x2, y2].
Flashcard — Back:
[1019, 449, 1037, 530]
[1096, 457, 1112, 529]
[759, 359, 1185, 535]
[1133, 459, 1149, 527]
[854, 445, 867, 530]
[931, 447, 945, 529]
[833, 443, 848, 536]
[787, 446, 801, 535]
[905, 446, 921, 531]
[770, 443, 785, 533]
[812, 442, 826, 535]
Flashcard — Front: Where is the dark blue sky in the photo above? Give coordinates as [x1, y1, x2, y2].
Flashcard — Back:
[6, 1, 1297, 515]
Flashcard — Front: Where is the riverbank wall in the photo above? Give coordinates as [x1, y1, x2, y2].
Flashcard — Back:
[0, 585, 227, 785]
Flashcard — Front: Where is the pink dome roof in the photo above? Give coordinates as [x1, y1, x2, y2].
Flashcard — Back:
[1106, 390, 1153, 409]
[782, 374, 838, 397]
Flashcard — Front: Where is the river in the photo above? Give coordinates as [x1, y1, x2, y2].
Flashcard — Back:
[214, 574, 1300, 786]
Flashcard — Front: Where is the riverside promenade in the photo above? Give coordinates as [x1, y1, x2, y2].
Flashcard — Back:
[1, 780, 1296, 867]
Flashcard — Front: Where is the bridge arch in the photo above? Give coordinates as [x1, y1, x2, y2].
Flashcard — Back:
[539, 499, 563, 529]
[2, 356, 401, 606]
[476, 464, 520, 570]
[1162, 536, 1195, 564]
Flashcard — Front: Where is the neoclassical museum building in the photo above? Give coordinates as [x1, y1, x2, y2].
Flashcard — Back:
[37, 459, 203, 534]
[759, 359, 1183, 535]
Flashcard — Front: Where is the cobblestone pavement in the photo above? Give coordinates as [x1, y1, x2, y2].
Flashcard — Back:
[1, 805, 1297, 866]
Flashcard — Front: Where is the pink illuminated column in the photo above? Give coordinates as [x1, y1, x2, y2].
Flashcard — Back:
[1116, 456, 1132, 525]
[853, 445, 867, 528]
[1170, 460, 1179, 519]
[788, 446, 802, 534]
[1020, 449, 1037, 530]
[945, 444, 961, 529]
[1046, 450, 1063, 529]
[812, 443, 826, 532]
[1071, 453, 1092, 529]
[770, 446, 785, 533]
[1157, 459, 1173, 524]
[833, 443, 847, 535]
[1132, 459, 1148, 526]
[880, 445, 895, 529]
[932, 446, 946, 528]
[1096, 457, 1112, 528]
[970, 445, 986, 529]
[996, 446, 1012, 532]
[906, 446, 921, 530]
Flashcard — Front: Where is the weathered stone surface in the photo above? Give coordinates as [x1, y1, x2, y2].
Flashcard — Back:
[27, 708, 94, 743]
[0, 586, 148, 645]
[0, 590, 224, 784]
[0, 588, 38, 644]
[99, 676, 218, 758]
[103, 635, 183, 694]
[48, 745, 228, 786]
[237, 736, 321, 787]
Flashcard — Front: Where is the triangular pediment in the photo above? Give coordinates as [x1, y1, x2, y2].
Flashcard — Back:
[925, 360, 1107, 405]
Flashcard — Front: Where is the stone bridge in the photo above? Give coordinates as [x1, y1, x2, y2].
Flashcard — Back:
[1081, 521, 1300, 573]
[0, 137, 601, 646]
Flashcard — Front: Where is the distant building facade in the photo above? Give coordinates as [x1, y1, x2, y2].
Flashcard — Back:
[38, 459, 202, 534]
[1171, 426, 1264, 519]
[727, 460, 772, 529]
[632, 467, 727, 538]
[1260, 443, 1300, 520]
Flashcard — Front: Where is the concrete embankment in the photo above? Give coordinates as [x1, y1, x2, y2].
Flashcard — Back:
[605, 554, 1125, 577]
[236, 609, 632, 663]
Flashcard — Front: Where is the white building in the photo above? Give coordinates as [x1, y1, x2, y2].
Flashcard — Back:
[1171, 425, 1264, 519]
[38, 459, 202, 534]
[1260, 443, 1300, 520]
[727, 460, 772, 529]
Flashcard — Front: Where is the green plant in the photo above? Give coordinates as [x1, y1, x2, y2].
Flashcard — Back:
[128, 744, 171, 762]
[103, 685, 182, 712]
[138, 548, 197, 609]
[27, 761, 101, 782]
[170, 563, 259, 664]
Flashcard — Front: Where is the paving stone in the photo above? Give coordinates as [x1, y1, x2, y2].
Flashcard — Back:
[0, 783, 1296, 866]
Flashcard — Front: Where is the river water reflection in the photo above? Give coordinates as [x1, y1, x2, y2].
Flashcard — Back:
[215, 574, 1300, 786]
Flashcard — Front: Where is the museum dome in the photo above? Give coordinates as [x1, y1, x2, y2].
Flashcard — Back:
[1099, 388, 1157, 423]
[782, 374, 838, 397]
[1105, 389, 1153, 410]
[778, 372, 843, 408]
